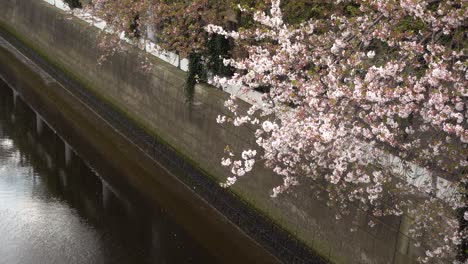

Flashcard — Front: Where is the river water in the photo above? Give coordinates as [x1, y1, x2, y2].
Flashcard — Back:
[0, 80, 217, 263]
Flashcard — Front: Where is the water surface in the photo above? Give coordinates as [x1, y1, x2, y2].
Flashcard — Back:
[0, 80, 216, 264]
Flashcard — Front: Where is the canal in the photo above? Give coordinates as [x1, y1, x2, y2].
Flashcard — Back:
[0, 80, 217, 263]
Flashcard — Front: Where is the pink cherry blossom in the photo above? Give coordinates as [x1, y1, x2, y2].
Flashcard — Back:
[207, 0, 467, 262]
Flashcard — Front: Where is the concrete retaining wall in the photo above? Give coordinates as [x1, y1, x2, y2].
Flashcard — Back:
[0, 0, 422, 263]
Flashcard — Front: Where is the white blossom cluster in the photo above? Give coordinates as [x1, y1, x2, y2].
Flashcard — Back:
[207, 0, 467, 262]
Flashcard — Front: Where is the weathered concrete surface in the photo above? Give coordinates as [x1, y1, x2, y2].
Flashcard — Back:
[0, 33, 279, 264]
[0, 1, 422, 263]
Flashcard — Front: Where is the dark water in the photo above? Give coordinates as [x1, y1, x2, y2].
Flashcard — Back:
[0, 81, 216, 264]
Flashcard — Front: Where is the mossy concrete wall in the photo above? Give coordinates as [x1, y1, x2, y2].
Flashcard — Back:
[0, 36, 284, 264]
[0, 0, 421, 263]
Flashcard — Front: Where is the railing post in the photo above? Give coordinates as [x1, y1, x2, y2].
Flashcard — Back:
[394, 214, 411, 263]
[36, 112, 44, 135]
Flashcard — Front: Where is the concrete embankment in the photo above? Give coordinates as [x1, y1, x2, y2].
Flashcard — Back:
[0, 0, 419, 263]
[0, 30, 283, 264]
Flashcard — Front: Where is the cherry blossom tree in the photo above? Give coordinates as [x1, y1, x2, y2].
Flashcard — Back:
[88, 0, 239, 61]
[207, 0, 467, 262]
[69, 0, 466, 261]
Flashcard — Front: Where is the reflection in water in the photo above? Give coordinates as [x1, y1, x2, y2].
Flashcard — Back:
[0, 81, 216, 264]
